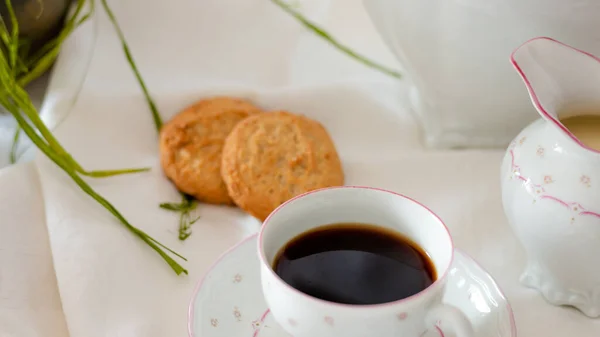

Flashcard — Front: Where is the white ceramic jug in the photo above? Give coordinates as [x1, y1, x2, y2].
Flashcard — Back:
[362, 0, 600, 149]
[501, 37, 600, 317]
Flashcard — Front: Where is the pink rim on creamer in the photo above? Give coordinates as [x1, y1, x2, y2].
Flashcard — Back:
[510, 36, 600, 155]
[186, 236, 518, 337]
[258, 186, 455, 309]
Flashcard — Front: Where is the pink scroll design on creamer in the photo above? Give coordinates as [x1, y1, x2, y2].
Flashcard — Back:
[508, 148, 600, 220]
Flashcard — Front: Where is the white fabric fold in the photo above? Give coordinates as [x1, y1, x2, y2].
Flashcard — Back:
[5, 0, 599, 336]
[0, 163, 69, 337]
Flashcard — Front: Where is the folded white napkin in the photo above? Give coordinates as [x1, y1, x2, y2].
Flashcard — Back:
[0, 163, 69, 337]
[32, 0, 400, 336]
[25, 0, 600, 337]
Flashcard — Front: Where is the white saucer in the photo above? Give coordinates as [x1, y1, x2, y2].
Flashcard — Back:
[188, 234, 517, 337]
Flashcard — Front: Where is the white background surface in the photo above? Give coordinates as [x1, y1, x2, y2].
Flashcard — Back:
[2, 0, 600, 336]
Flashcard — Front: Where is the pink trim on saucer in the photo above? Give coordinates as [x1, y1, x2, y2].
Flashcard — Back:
[252, 309, 270, 337]
[188, 234, 258, 337]
[258, 186, 455, 310]
[187, 235, 518, 337]
[510, 36, 600, 155]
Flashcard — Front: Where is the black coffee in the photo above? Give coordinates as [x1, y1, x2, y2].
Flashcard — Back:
[273, 223, 436, 305]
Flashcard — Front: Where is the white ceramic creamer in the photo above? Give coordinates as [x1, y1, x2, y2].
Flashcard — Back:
[363, 0, 600, 149]
[501, 37, 600, 317]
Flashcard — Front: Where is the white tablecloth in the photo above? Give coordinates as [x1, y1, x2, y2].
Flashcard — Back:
[0, 163, 69, 337]
[2, 0, 600, 336]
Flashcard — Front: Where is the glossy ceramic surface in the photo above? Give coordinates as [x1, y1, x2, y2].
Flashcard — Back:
[501, 37, 600, 317]
[257, 186, 470, 337]
[363, 0, 600, 149]
[188, 235, 516, 337]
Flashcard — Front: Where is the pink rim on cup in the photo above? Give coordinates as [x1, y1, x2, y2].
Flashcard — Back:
[257, 186, 475, 337]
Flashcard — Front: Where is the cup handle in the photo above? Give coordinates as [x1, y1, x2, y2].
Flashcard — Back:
[425, 303, 474, 337]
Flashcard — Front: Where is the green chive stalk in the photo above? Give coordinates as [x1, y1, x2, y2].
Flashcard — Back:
[269, 0, 402, 79]
[98, 0, 199, 241]
[0, 0, 187, 275]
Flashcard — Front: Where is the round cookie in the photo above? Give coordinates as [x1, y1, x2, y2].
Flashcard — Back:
[221, 111, 344, 220]
[160, 97, 262, 205]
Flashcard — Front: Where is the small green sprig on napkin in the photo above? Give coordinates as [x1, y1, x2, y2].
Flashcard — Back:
[99, 0, 199, 242]
[160, 194, 200, 241]
[1, 0, 401, 275]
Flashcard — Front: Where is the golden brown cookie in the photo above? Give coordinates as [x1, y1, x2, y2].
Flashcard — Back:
[160, 97, 262, 205]
[221, 111, 344, 220]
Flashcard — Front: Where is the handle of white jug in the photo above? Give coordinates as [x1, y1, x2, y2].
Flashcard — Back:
[425, 303, 474, 337]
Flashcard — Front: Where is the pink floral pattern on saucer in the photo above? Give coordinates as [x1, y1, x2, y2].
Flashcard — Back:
[188, 234, 517, 337]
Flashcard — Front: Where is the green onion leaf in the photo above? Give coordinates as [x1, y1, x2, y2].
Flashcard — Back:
[0, 0, 187, 275]
[99, 0, 163, 131]
[269, 0, 402, 79]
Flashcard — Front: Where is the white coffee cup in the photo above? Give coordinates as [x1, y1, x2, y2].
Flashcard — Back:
[258, 186, 474, 337]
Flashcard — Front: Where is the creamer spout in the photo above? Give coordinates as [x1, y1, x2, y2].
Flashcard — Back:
[511, 37, 600, 153]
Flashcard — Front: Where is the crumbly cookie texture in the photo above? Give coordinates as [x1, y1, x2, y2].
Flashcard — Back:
[160, 97, 262, 205]
[221, 111, 344, 220]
